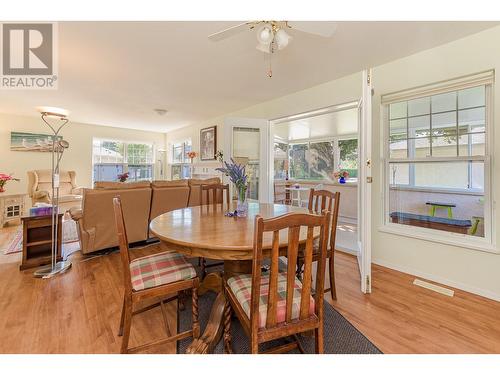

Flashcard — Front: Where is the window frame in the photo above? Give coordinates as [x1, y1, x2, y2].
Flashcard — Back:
[381, 72, 495, 252]
[92, 138, 155, 184]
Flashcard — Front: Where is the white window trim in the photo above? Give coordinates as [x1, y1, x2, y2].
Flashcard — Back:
[92, 137, 155, 184]
[380, 72, 496, 253]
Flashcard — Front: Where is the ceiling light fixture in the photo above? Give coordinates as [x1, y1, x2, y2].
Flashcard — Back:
[154, 108, 168, 116]
[252, 21, 292, 78]
[36, 106, 69, 119]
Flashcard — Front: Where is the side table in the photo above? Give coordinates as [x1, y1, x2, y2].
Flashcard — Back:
[20, 213, 63, 271]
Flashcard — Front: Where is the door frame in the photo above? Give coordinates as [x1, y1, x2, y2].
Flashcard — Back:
[358, 69, 373, 293]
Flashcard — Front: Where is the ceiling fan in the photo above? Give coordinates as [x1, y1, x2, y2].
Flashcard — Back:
[208, 21, 337, 77]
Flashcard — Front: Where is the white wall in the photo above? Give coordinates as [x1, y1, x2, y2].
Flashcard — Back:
[0, 113, 166, 196]
[371, 26, 500, 300]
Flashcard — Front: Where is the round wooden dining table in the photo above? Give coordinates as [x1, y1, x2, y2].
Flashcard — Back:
[149, 202, 318, 354]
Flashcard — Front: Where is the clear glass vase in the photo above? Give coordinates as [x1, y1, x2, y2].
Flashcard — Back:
[236, 186, 248, 217]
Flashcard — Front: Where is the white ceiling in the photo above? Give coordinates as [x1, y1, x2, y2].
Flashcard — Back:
[0, 21, 497, 133]
[274, 108, 359, 141]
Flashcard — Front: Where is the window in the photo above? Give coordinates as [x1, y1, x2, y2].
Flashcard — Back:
[383, 74, 492, 244]
[127, 143, 154, 181]
[286, 138, 357, 181]
[170, 140, 192, 180]
[92, 139, 154, 182]
[338, 138, 358, 179]
[273, 142, 289, 179]
[388, 86, 486, 191]
[233, 127, 260, 201]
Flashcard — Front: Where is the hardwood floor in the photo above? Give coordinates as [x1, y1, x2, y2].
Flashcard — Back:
[1, 223, 500, 353]
[329, 253, 500, 353]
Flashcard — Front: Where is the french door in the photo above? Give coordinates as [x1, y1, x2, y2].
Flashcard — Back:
[223, 117, 271, 203]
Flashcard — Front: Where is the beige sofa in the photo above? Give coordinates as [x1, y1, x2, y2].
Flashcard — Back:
[70, 178, 220, 254]
[27, 170, 83, 211]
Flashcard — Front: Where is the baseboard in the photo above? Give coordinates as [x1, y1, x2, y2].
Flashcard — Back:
[372, 258, 500, 302]
[336, 246, 359, 256]
[339, 216, 357, 225]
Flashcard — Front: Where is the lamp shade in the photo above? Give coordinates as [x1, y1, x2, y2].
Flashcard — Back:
[36, 106, 70, 119]
[275, 28, 291, 50]
[256, 24, 273, 44]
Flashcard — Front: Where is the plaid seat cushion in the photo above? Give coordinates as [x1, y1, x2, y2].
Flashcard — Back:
[227, 272, 315, 328]
[130, 251, 196, 291]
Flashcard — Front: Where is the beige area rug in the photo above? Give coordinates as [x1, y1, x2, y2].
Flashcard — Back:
[1, 229, 22, 255]
[2, 219, 81, 258]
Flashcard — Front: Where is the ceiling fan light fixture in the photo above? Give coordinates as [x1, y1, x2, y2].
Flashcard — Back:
[256, 23, 273, 44]
[275, 28, 291, 50]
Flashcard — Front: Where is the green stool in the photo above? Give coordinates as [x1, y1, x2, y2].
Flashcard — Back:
[469, 216, 483, 236]
[426, 201, 456, 219]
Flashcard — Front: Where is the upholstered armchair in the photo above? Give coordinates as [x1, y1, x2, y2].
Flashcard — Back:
[27, 170, 83, 211]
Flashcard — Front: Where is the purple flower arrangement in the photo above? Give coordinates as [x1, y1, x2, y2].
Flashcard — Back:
[215, 158, 248, 198]
[216, 158, 249, 216]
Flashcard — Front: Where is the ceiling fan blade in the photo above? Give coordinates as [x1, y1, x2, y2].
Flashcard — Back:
[208, 22, 251, 42]
[287, 21, 338, 37]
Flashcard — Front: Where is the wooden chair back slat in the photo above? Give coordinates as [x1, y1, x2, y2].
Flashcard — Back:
[112, 196, 132, 293]
[251, 212, 329, 332]
[250, 216, 264, 334]
[328, 191, 340, 251]
[299, 226, 314, 319]
[285, 226, 300, 323]
[200, 184, 230, 207]
[265, 230, 280, 329]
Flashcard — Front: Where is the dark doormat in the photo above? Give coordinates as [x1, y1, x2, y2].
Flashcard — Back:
[177, 291, 382, 354]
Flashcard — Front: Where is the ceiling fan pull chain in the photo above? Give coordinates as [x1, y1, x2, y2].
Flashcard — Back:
[268, 53, 273, 78]
[267, 40, 275, 78]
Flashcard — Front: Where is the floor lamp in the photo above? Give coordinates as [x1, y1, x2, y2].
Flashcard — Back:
[33, 106, 72, 278]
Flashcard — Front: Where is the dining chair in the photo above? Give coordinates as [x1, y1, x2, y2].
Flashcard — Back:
[198, 184, 231, 279]
[297, 188, 340, 300]
[112, 196, 200, 354]
[223, 211, 330, 354]
[200, 183, 230, 207]
[273, 181, 286, 204]
[198, 184, 230, 278]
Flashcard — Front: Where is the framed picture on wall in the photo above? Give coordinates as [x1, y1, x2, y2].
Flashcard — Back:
[10, 132, 62, 152]
[200, 126, 217, 160]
